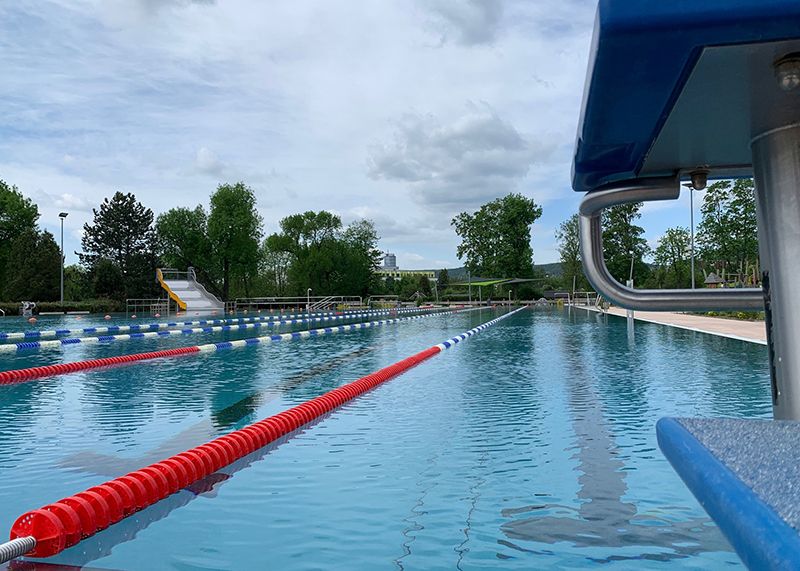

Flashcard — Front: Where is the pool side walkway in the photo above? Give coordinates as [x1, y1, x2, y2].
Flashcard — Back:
[575, 306, 767, 345]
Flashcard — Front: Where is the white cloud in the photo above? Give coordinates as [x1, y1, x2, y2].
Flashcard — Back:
[0, 0, 603, 269]
[423, 0, 504, 46]
[368, 104, 552, 210]
[195, 147, 224, 176]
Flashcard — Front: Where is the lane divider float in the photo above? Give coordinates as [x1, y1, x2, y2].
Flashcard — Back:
[0, 307, 434, 341]
[0, 309, 473, 385]
[0, 308, 454, 354]
[0, 307, 523, 562]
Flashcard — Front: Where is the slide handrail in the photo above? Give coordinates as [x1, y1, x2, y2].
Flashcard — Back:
[156, 269, 187, 311]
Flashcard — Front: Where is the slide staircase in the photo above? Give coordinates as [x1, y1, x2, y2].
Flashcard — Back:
[156, 267, 224, 314]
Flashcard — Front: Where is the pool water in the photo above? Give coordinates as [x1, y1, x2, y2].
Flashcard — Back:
[0, 308, 770, 569]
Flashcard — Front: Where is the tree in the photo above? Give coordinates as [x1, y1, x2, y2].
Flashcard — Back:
[341, 219, 383, 295]
[437, 268, 450, 290]
[602, 203, 650, 284]
[92, 258, 125, 300]
[207, 182, 263, 300]
[417, 274, 432, 297]
[4, 229, 60, 301]
[155, 205, 216, 287]
[259, 238, 294, 296]
[265, 211, 381, 296]
[696, 179, 759, 283]
[555, 213, 585, 291]
[64, 265, 92, 301]
[452, 193, 542, 278]
[81, 191, 158, 300]
[0, 180, 39, 299]
[652, 227, 692, 289]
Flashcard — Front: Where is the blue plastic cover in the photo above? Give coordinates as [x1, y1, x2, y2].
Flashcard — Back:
[573, 0, 800, 192]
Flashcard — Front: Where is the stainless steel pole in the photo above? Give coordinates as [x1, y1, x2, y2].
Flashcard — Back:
[60, 217, 65, 303]
[690, 188, 696, 289]
[752, 123, 800, 419]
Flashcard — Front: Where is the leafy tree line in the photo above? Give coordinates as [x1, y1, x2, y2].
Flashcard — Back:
[0, 179, 383, 304]
[0, 180, 61, 302]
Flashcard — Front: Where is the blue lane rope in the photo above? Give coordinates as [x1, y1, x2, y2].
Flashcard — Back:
[0, 308, 458, 353]
[0, 307, 434, 343]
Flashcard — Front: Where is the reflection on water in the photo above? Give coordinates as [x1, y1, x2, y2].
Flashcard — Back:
[500, 313, 729, 562]
[0, 309, 770, 570]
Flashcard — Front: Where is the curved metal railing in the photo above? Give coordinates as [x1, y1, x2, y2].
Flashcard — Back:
[578, 176, 763, 311]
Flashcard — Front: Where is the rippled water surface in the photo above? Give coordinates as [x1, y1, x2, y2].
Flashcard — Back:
[0, 308, 770, 569]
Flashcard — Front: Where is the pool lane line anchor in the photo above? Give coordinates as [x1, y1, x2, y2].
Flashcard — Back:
[0, 307, 452, 354]
[0, 307, 524, 563]
[0, 308, 473, 386]
[0, 306, 433, 341]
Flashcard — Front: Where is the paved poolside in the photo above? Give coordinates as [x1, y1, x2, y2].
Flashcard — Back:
[577, 306, 767, 345]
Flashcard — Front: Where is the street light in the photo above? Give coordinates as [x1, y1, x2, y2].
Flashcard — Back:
[508, 289, 512, 305]
[307, 288, 312, 313]
[59, 212, 68, 303]
[683, 182, 697, 289]
[628, 249, 635, 283]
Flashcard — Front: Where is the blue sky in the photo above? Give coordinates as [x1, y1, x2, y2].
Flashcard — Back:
[1, 0, 702, 269]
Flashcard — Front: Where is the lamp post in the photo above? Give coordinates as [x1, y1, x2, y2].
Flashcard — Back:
[508, 289, 512, 306]
[628, 249, 635, 284]
[307, 288, 312, 313]
[627, 249, 635, 322]
[59, 212, 68, 303]
[683, 182, 697, 289]
[467, 270, 472, 304]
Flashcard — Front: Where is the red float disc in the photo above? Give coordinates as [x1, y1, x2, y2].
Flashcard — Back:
[10, 509, 65, 557]
[43, 502, 81, 547]
[59, 495, 96, 536]
[73, 491, 110, 530]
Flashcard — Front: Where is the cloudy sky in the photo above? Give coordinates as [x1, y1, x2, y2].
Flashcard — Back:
[1, 0, 699, 269]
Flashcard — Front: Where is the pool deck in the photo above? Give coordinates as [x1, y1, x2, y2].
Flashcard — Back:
[575, 305, 767, 345]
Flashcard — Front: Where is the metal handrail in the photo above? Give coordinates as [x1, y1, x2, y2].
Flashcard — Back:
[579, 176, 763, 311]
[187, 267, 223, 308]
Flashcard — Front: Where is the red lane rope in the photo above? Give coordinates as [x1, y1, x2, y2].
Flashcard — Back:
[0, 347, 200, 385]
[10, 345, 442, 557]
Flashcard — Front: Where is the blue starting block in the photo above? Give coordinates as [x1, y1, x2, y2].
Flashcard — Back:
[574, 2, 800, 569]
[657, 418, 800, 569]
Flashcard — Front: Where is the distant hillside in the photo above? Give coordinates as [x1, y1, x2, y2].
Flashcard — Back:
[429, 263, 563, 278]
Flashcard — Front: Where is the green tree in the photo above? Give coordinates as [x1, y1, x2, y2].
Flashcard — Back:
[341, 219, 383, 295]
[91, 257, 125, 300]
[452, 193, 542, 278]
[259, 238, 294, 296]
[602, 203, 650, 284]
[4, 229, 60, 301]
[652, 227, 692, 289]
[266, 212, 380, 296]
[64, 264, 92, 301]
[417, 274, 432, 298]
[555, 213, 585, 291]
[81, 191, 158, 300]
[696, 179, 759, 282]
[0, 180, 40, 299]
[155, 205, 216, 287]
[207, 182, 263, 300]
[437, 268, 450, 290]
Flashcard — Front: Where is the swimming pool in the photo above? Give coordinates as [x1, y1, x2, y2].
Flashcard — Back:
[0, 307, 770, 569]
